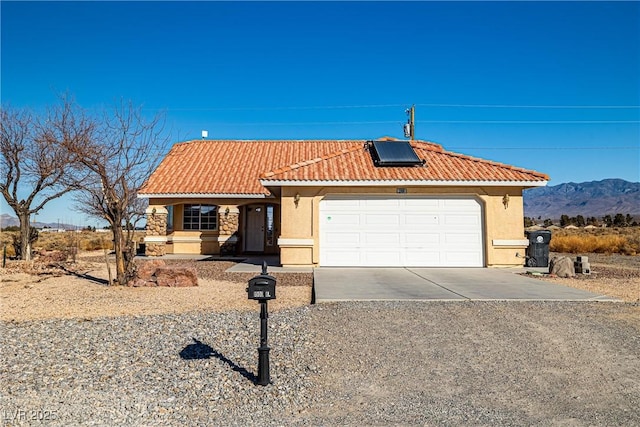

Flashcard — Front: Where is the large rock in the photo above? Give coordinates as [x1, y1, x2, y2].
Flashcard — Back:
[549, 256, 575, 278]
[136, 259, 166, 281]
[154, 266, 198, 287]
[130, 260, 198, 287]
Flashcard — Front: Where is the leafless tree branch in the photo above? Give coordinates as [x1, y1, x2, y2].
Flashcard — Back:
[65, 99, 169, 284]
[1, 98, 93, 260]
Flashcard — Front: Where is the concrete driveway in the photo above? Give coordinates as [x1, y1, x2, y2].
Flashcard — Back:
[313, 268, 617, 302]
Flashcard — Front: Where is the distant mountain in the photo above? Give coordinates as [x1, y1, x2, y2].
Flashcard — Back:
[524, 179, 640, 219]
[0, 213, 76, 230]
[0, 214, 19, 228]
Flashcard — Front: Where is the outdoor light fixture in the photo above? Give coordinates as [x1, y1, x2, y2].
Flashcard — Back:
[502, 194, 510, 209]
[151, 207, 156, 215]
[225, 207, 230, 216]
[294, 193, 301, 207]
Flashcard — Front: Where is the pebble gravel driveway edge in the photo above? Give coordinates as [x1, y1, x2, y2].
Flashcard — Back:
[1, 301, 639, 426]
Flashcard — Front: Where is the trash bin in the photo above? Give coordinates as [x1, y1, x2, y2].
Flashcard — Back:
[525, 230, 552, 267]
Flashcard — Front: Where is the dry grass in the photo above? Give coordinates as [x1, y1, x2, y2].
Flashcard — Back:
[1, 230, 145, 258]
[549, 227, 640, 255]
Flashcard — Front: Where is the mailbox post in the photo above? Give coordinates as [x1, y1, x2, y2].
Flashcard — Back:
[246, 261, 276, 386]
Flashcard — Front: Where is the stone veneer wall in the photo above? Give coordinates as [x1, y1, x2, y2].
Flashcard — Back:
[218, 208, 239, 255]
[218, 209, 239, 235]
[145, 209, 168, 257]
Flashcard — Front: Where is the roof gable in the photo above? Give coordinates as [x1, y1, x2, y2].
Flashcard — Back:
[140, 140, 364, 196]
[260, 141, 549, 183]
[139, 139, 548, 197]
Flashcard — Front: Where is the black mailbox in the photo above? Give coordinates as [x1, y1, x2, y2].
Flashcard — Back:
[247, 261, 276, 386]
[247, 273, 276, 301]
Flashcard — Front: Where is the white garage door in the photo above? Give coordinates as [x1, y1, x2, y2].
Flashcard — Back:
[319, 196, 483, 267]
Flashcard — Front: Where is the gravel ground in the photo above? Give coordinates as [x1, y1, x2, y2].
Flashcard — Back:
[78, 256, 313, 287]
[539, 253, 640, 303]
[2, 301, 639, 426]
[161, 258, 313, 287]
[0, 258, 312, 322]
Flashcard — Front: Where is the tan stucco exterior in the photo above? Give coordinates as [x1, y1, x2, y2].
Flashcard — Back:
[277, 185, 529, 267]
[145, 185, 530, 267]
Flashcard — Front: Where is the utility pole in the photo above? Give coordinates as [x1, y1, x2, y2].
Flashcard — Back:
[404, 105, 415, 141]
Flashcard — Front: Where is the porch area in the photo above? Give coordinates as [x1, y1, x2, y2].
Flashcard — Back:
[143, 201, 280, 259]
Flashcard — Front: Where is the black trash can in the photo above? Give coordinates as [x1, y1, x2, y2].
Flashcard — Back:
[525, 230, 552, 267]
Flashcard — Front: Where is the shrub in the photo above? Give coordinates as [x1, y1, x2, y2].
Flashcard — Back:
[550, 233, 637, 255]
[2, 243, 16, 258]
[80, 236, 111, 251]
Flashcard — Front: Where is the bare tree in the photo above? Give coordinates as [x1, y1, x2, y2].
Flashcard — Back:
[64, 101, 168, 285]
[0, 101, 93, 260]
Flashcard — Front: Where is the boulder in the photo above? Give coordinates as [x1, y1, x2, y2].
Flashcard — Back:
[136, 259, 166, 282]
[154, 266, 198, 287]
[549, 256, 575, 278]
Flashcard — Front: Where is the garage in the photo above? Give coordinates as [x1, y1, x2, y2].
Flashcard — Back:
[319, 196, 484, 267]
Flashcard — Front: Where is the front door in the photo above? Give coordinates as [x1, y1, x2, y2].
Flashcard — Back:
[245, 205, 265, 252]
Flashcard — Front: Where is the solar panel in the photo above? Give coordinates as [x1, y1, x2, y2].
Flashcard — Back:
[369, 140, 425, 167]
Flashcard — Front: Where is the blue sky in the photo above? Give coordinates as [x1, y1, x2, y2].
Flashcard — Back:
[1, 1, 639, 225]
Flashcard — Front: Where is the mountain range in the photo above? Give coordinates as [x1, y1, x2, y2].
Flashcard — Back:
[0, 214, 76, 230]
[524, 178, 640, 220]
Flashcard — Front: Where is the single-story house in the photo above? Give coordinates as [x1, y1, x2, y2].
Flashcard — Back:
[138, 138, 548, 267]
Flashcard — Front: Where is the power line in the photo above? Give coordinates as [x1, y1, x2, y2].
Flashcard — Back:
[159, 104, 406, 112]
[148, 103, 640, 112]
[201, 120, 401, 126]
[179, 120, 639, 126]
[418, 120, 640, 124]
[416, 103, 640, 109]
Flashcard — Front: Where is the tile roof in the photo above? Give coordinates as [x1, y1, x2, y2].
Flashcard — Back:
[139, 140, 548, 196]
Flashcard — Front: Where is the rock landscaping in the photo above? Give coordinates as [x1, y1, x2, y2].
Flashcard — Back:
[1, 302, 638, 426]
[1, 251, 639, 425]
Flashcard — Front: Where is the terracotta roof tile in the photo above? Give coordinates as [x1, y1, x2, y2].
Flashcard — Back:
[139, 140, 548, 196]
[260, 141, 549, 183]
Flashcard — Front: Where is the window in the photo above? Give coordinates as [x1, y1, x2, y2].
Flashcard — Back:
[166, 205, 174, 230]
[266, 205, 275, 246]
[183, 204, 217, 230]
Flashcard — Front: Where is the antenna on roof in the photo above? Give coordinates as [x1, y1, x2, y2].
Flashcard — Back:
[201, 130, 208, 139]
[404, 105, 415, 141]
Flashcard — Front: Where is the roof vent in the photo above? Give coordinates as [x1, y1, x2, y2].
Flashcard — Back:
[367, 140, 426, 167]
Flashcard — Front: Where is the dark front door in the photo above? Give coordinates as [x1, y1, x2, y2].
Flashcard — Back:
[245, 205, 265, 252]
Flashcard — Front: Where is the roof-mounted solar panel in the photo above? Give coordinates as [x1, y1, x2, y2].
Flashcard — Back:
[368, 140, 426, 167]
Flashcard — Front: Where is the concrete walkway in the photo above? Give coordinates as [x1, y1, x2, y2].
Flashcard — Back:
[225, 256, 313, 273]
[313, 267, 618, 302]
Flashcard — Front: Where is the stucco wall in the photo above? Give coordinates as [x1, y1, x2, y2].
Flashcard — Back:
[478, 187, 528, 267]
[278, 186, 529, 267]
[147, 187, 530, 267]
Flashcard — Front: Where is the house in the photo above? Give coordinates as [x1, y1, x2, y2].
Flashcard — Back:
[138, 139, 548, 267]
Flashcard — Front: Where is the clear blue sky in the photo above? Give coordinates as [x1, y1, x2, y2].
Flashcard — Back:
[2, 1, 639, 225]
